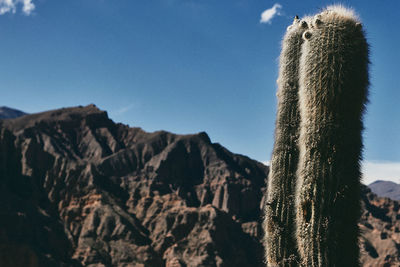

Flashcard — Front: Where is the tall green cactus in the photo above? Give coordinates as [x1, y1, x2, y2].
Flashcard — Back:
[263, 5, 369, 267]
[263, 16, 309, 266]
[295, 6, 368, 266]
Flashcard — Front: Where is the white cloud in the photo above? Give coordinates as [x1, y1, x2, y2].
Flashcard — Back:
[261, 160, 270, 166]
[0, 0, 35, 15]
[362, 161, 400, 185]
[21, 0, 34, 15]
[260, 3, 282, 24]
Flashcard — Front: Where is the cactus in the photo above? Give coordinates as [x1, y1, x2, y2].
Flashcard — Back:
[263, 16, 309, 266]
[295, 6, 369, 266]
[263, 5, 369, 267]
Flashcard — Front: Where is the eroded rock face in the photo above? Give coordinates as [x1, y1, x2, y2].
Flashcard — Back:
[0, 105, 266, 267]
[0, 128, 80, 267]
[0, 104, 398, 266]
[360, 186, 400, 266]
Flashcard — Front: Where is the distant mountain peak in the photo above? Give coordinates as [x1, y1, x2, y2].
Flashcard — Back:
[0, 106, 27, 119]
[368, 180, 400, 200]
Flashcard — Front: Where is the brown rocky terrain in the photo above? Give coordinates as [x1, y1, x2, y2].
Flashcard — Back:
[0, 104, 398, 266]
[360, 186, 400, 266]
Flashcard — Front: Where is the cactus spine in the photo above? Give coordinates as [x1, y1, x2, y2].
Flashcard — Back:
[296, 6, 368, 266]
[263, 5, 369, 267]
[263, 16, 308, 266]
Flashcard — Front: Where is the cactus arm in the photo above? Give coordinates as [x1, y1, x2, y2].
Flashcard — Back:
[263, 17, 309, 267]
[295, 6, 369, 266]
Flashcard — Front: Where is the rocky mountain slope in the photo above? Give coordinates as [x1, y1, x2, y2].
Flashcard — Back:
[360, 186, 400, 266]
[0, 106, 26, 119]
[0, 104, 398, 266]
[0, 105, 267, 266]
[369, 180, 400, 201]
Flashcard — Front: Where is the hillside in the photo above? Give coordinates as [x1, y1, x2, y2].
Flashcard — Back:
[0, 104, 398, 266]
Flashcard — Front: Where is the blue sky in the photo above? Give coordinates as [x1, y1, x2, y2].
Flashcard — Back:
[0, 0, 399, 184]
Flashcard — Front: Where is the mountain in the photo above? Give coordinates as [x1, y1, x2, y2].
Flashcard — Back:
[0, 105, 267, 266]
[369, 180, 400, 200]
[0, 106, 27, 119]
[0, 104, 398, 266]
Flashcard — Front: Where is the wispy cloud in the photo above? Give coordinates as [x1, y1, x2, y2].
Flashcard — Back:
[112, 104, 137, 116]
[0, 0, 35, 15]
[260, 3, 282, 24]
[362, 161, 400, 185]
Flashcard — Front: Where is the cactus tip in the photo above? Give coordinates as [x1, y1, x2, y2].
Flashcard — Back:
[324, 5, 360, 22]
